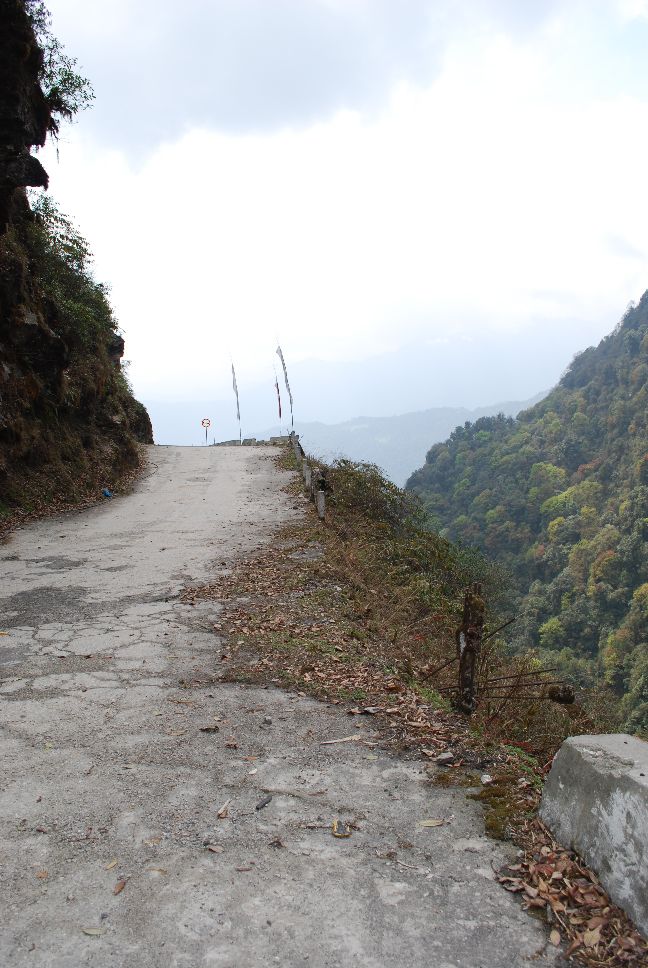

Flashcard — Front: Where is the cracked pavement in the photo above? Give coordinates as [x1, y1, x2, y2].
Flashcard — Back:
[0, 445, 558, 967]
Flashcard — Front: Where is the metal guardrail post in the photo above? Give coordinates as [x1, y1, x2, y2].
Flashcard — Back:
[455, 582, 485, 714]
[311, 468, 326, 519]
[288, 433, 325, 519]
[289, 431, 304, 463]
[303, 459, 312, 493]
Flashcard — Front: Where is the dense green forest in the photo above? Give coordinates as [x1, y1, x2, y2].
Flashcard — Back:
[407, 294, 648, 733]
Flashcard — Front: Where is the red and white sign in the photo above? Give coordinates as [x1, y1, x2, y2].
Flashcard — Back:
[201, 418, 211, 428]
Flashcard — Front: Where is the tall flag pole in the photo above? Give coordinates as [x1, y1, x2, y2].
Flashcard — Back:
[274, 374, 282, 422]
[231, 362, 242, 444]
[276, 345, 294, 429]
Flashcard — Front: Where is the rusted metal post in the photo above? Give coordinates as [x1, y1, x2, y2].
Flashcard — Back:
[455, 582, 485, 714]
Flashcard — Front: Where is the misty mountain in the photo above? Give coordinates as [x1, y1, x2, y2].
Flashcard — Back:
[141, 322, 595, 452]
[259, 394, 547, 485]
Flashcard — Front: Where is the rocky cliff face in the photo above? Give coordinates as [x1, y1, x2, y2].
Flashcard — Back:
[0, 0, 152, 528]
[0, 0, 49, 229]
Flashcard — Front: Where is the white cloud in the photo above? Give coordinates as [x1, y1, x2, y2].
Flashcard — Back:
[38, 9, 648, 406]
[617, 0, 648, 21]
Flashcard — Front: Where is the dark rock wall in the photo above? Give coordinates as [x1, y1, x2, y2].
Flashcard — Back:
[0, 0, 50, 231]
[0, 0, 153, 517]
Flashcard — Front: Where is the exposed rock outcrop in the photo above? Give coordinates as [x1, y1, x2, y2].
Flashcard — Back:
[0, 1, 153, 525]
[0, 0, 50, 231]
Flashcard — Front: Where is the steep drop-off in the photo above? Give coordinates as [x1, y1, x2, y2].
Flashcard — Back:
[0, 0, 152, 528]
[407, 293, 648, 732]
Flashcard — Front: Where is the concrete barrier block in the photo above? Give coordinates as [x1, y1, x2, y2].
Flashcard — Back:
[539, 734, 648, 935]
[316, 490, 326, 520]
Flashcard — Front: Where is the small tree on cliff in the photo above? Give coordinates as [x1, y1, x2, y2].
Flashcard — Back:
[25, 0, 94, 139]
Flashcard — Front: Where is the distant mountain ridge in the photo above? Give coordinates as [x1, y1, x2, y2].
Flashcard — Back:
[406, 292, 648, 732]
[258, 393, 546, 485]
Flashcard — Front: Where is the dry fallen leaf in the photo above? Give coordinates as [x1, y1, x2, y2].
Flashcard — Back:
[35, 869, 48, 879]
[147, 868, 167, 875]
[206, 845, 224, 854]
[583, 926, 601, 948]
[113, 879, 127, 895]
[565, 936, 583, 957]
[217, 799, 231, 819]
[104, 859, 118, 870]
[81, 927, 104, 937]
[587, 916, 607, 930]
[549, 929, 561, 947]
[144, 836, 162, 846]
[418, 818, 447, 828]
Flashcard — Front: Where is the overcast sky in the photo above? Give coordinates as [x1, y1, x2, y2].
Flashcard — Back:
[38, 0, 648, 436]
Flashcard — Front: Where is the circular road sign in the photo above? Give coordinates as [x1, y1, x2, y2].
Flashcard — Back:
[201, 418, 211, 428]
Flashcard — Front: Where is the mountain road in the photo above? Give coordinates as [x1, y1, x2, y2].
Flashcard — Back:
[0, 445, 558, 968]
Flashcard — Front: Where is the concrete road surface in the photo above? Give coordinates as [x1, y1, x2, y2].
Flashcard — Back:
[0, 446, 557, 968]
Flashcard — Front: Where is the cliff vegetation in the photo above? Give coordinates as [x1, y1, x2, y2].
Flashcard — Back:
[0, 0, 152, 532]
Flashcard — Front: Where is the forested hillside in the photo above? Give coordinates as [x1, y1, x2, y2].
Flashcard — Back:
[0, 1, 152, 529]
[407, 294, 648, 732]
[258, 393, 544, 486]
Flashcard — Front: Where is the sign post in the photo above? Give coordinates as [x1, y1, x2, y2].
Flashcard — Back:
[201, 417, 211, 445]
